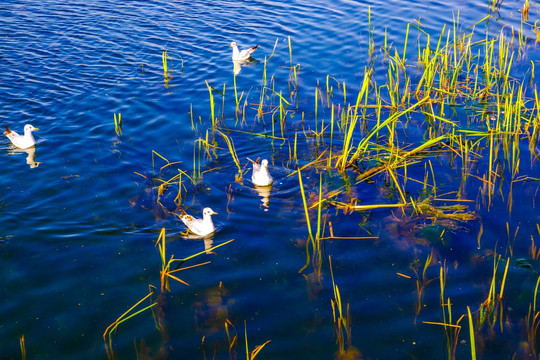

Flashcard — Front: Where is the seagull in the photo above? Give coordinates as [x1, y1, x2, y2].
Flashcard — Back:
[4, 124, 39, 149]
[230, 41, 258, 61]
[175, 206, 217, 236]
[249, 158, 273, 186]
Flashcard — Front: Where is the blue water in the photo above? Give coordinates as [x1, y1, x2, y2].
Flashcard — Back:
[1, 0, 540, 359]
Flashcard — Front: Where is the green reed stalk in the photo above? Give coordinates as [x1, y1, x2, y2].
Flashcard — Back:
[205, 81, 216, 128]
[484, 38, 494, 100]
[328, 104, 334, 168]
[288, 36, 293, 67]
[338, 69, 370, 169]
[453, 12, 458, 68]
[216, 130, 242, 179]
[192, 141, 199, 183]
[487, 131, 494, 206]
[190, 104, 195, 130]
[526, 277, 540, 356]
[279, 90, 285, 138]
[342, 82, 347, 113]
[294, 132, 298, 164]
[344, 96, 431, 168]
[243, 321, 270, 360]
[244, 322, 249, 360]
[258, 56, 268, 119]
[19, 335, 26, 360]
[467, 306, 476, 360]
[326, 74, 330, 103]
[315, 172, 323, 240]
[534, 275, 540, 313]
[297, 168, 313, 241]
[114, 113, 122, 136]
[104, 291, 157, 360]
[402, 23, 410, 64]
[221, 83, 226, 120]
[384, 27, 388, 59]
[368, 7, 373, 58]
[151, 150, 170, 174]
[316, 86, 320, 136]
[162, 50, 168, 79]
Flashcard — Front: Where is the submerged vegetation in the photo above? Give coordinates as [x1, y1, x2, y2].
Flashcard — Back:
[103, 4, 540, 359]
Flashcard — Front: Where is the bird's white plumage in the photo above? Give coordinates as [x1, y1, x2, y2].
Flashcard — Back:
[251, 158, 273, 186]
[177, 207, 217, 236]
[4, 124, 39, 149]
[230, 41, 258, 61]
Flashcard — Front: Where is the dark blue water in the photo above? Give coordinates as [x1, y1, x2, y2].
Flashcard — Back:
[1, 0, 540, 359]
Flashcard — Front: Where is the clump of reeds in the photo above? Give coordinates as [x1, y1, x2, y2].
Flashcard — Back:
[103, 228, 233, 359]
[525, 276, 540, 356]
[522, 0, 530, 20]
[132, 10, 540, 359]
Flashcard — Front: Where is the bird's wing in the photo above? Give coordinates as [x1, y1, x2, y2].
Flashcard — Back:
[184, 216, 206, 234]
[238, 45, 258, 60]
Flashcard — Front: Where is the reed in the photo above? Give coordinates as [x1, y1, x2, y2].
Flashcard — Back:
[526, 276, 540, 356]
[297, 168, 314, 242]
[257, 39, 279, 121]
[104, 228, 233, 359]
[162, 50, 169, 81]
[104, 290, 157, 359]
[19, 335, 26, 360]
[244, 321, 271, 360]
[467, 306, 477, 360]
[412, 249, 435, 318]
[475, 254, 510, 335]
[205, 80, 216, 129]
[329, 256, 354, 357]
[225, 319, 238, 356]
[114, 113, 122, 136]
[522, 0, 530, 20]
[133, 10, 540, 359]
[216, 130, 243, 181]
[288, 36, 299, 100]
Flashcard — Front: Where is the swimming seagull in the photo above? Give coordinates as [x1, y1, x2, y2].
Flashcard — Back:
[249, 158, 273, 186]
[230, 41, 258, 61]
[4, 124, 39, 149]
[176, 206, 217, 236]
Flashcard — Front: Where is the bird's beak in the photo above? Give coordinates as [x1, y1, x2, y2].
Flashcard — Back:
[229, 45, 232, 48]
[34, 128, 39, 131]
[212, 211, 218, 215]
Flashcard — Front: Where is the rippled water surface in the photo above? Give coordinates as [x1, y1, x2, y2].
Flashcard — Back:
[1, 0, 540, 359]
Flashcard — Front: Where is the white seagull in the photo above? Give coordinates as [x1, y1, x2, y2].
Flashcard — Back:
[176, 207, 217, 236]
[230, 41, 258, 61]
[4, 124, 39, 149]
[249, 158, 273, 186]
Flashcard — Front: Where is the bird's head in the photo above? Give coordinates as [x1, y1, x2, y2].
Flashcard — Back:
[24, 124, 39, 133]
[203, 207, 217, 217]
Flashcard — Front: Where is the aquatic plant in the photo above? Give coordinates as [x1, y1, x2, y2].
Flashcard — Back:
[19, 335, 25, 360]
[525, 276, 540, 356]
[103, 229, 233, 359]
[244, 320, 271, 360]
[113, 113, 122, 136]
[137, 8, 540, 359]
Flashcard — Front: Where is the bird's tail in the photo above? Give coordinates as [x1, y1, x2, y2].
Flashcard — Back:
[247, 157, 260, 165]
[176, 204, 187, 216]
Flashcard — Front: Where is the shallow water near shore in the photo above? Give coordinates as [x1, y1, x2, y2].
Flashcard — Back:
[2, 0, 540, 359]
